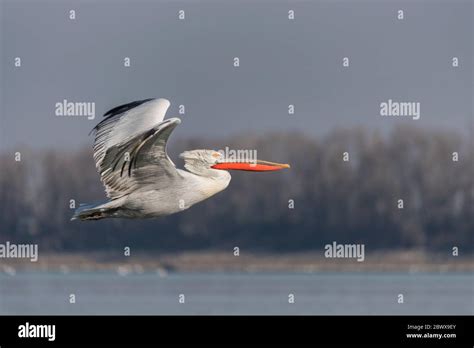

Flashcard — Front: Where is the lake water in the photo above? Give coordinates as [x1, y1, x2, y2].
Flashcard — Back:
[0, 272, 472, 315]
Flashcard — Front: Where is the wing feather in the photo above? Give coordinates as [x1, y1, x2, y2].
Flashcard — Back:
[93, 98, 171, 169]
[92, 98, 180, 199]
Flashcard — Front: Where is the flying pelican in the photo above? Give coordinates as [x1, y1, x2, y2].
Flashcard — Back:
[72, 98, 290, 221]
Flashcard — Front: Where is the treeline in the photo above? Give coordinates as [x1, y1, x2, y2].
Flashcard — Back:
[0, 126, 472, 252]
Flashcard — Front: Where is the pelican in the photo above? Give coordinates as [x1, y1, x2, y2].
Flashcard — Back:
[72, 98, 290, 221]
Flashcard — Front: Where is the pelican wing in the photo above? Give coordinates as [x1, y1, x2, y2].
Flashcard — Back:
[92, 98, 181, 199]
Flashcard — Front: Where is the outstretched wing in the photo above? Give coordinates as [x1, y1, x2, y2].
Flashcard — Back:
[92, 98, 182, 199]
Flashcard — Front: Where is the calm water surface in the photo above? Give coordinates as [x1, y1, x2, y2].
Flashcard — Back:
[0, 272, 472, 315]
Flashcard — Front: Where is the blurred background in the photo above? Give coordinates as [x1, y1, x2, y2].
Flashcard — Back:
[0, 0, 472, 314]
[2, 127, 473, 256]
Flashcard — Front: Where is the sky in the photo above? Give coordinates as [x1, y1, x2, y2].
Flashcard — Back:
[0, 0, 472, 150]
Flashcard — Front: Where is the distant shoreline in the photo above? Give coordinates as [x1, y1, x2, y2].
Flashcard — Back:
[1, 250, 472, 273]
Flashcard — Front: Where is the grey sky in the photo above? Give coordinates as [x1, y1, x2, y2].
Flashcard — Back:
[1, 0, 472, 150]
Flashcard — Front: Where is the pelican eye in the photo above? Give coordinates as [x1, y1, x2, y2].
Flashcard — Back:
[212, 152, 220, 158]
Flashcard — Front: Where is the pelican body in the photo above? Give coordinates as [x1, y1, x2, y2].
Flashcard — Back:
[72, 98, 289, 221]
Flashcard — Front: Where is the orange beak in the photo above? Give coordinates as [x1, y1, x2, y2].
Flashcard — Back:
[211, 160, 290, 172]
